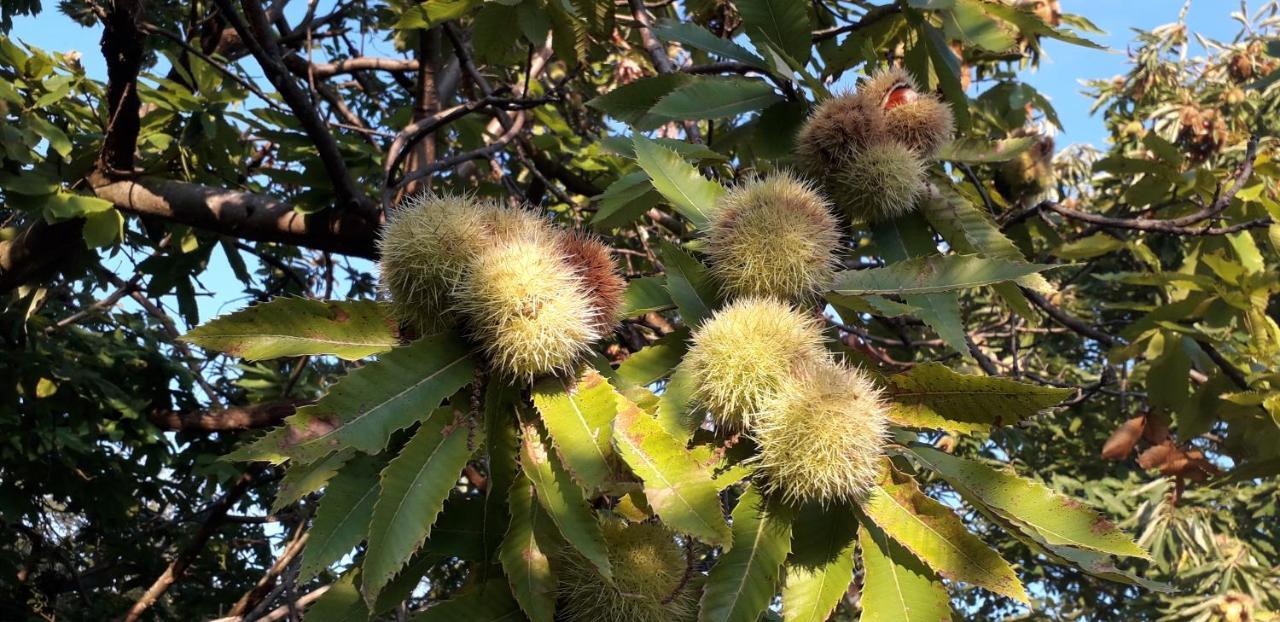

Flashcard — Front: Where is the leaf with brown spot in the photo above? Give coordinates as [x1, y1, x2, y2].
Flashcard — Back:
[610, 385, 730, 546]
[183, 298, 399, 361]
[859, 464, 1029, 604]
[908, 445, 1148, 559]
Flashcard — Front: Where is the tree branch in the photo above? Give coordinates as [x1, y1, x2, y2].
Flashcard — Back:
[1040, 136, 1261, 235]
[211, 0, 376, 221]
[97, 0, 145, 175]
[90, 174, 378, 258]
[147, 400, 303, 432]
[124, 470, 258, 622]
[813, 5, 903, 41]
[305, 56, 419, 77]
[0, 220, 85, 293]
[1020, 287, 1118, 347]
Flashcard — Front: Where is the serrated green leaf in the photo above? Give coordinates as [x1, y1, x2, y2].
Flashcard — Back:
[650, 76, 783, 121]
[907, 445, 1148, 558]
[656, 363, 700, 443]
[409, 582, 526, 621]
[937, 136, 1037, 163]
[300, 454, 381, 581]
[884, 362, 1070, 434]
[699, 486, 793, 622]
[612, 387, 731, 546]
[633, 135, 725, 228]
[500, 474, 556, 622]
[658, 240, 719, 326]
[519, 420, 612, 580]
[867, 216, 970, 356]
[736, 0, 812, 64]
[363, 409, 473, 603]
[532, 370, 615, 493]
[615, 328, 689, 388]
[921, 180, 1050, 295]
[276, 334, 475, 463]
[903, 288, 970, 357]
[182, 298, 399, 361]
[831, 255, 1054, 296]
[587, 73, 694, 127]
[860, 466, 1028, 603]
[858, 523, 952, 622]
[274, 449, 353, 513]
[652, 20, 767, 67]
[783, 504, 858, 622]
[591, 171, 661, 229]
[483, 383, 521, 568]
[620, 276, 674, 318]
[425, 496, 488, 560]
[303, 568, 369, 622]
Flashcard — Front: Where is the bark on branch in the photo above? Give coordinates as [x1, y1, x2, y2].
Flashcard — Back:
[148, 400, 303, 432]
[124, 470, 259, 621]
[90, 174, 378, 258]
[210, 0, 377, 221]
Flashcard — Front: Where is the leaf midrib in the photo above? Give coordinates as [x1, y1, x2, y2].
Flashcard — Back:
[190, 332, 396, 348]
[299, 351, 469, 450]
[369, 424, 463, 579]
[306, 484, 377, 575]
[874, 486, 1009, 592]
[616, 412, 722, 540]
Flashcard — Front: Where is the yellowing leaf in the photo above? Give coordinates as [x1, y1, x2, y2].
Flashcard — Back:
[860, 466, 1028, 603]
[858, 523, 953, 622]
[611, 387, 731, 546]
[519, 422, 612, 581]
[182, 298, 399, 361]
[532, 369, 616, 493]
[908, 445, 1148, 559]
[885, 362, 1071, 434]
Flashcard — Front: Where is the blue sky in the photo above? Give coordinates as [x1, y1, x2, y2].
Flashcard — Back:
[5, 1, 1264, 327]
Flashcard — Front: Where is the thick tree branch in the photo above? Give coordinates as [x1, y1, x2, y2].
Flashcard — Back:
[148, 400, 302, 432]
[0, 220, 84, 293]
[90, 174, 378, 258]
[98, 0, 144, 175]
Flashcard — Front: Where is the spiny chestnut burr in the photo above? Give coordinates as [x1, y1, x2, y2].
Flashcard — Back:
[705, 172, 840, 301]
[683, 297, 827, 430]
[752, 357, 890, 506]
[556, 521, 696, 622]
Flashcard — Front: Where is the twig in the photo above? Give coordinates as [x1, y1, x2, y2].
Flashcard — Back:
[123, 470, 258, 621]
[210, 0, 377, 221]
